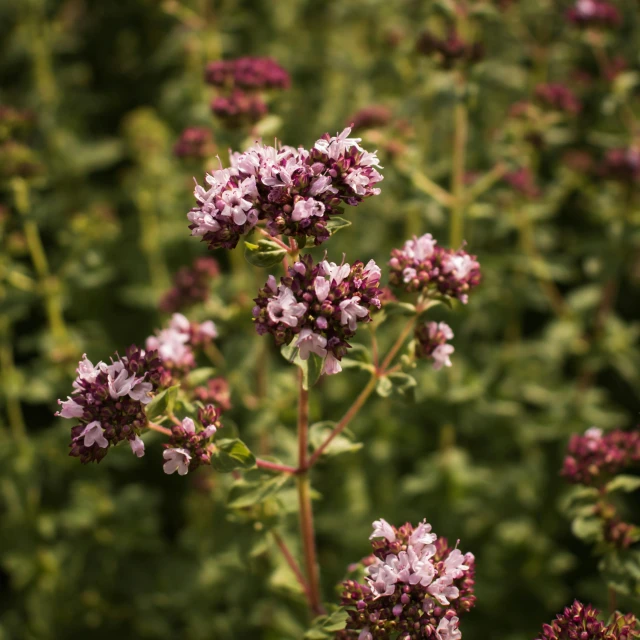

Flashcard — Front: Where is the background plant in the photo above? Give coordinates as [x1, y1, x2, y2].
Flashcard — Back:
[1, 0, 640, 639]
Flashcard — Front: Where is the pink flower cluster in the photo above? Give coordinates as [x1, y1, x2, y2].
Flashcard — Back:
[503, 167, 541, 199]
[415, 321, 455, 370]
[193, 377, 232, 412]
[253, 254, 381, 375]
[416, 30, 484, 69]
[159, 257, 220, 313]
[534, 84, 582, 115]
[162, 409, 221, 476]
[561, 427, 640, 486]
[566, 0, 621, 29]
[338, 519, 475, 639]
[173, 127, 215, 160]
[389, 234, 481, 304]
[188, 127, 383, 249]
[536, 601, 639, 640]
[56, 346, 163, 463]
[601, 148, 640, 184]
[211, 89, 268, 127]
[204, 57, 289, 128]
[205, 57, 290, 90]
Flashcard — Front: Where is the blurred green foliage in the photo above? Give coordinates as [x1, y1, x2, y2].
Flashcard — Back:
[1, 0, 640, 638]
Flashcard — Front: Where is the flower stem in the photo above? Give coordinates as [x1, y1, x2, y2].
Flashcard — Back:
[256, 458, 298, 474]
[379, 316, 416, 372]
[307, 375, 377, 469]
[0, 321, 27, 442]
[450, 77, 468, 248]
[608, 585, 618, 616]
[147, 421, 172, 436]
[295, 369, 323, 616]
[272, 530, 313, 605]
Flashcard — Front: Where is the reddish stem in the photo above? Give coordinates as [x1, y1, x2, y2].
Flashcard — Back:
[147, 422, 172, 436]
[256, 458, 298, 474]
[272, 531, 313, 605]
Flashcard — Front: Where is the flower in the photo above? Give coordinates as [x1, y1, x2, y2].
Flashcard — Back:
[159, 256, 219, 313]
[566, 0, 621, 28]
[162, 410, 222, 474]
[536, 601, 640, 640]
[253, 255, 381, 375]
[163, 448, 192, 475]
[57, 346, 163, 463]
[211, 89, 268, 127]
[534, 84, 581, 115]
[389, 234, 481, 304]
[188, 128, 383, 249]
[205, 57, 290, 90]
[173, 127, 215, 159]
[415, 322, 455, 370]
[339, 519, 475, 638]
[562, 427, 640, 486]
[130, 435, 145, 457]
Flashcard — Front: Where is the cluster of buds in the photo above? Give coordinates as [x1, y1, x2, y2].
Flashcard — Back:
[561, 427, 640, 486]
[253, 255, 381, 375]
[415, 322, 455, 370]
[145, 313, 218, 379]
[162, 410, 221, 475]
[416, 30, 484, 69]
[389, 234, 481, 304]
[348, 105, 393, 131]
[534, 84, 582, 115]
[193, 377, 232, 412]
[338, 519, 475, 639]
[205, 57, 289, 128]
[188, 127, 383, 249]
[536, 601, 640, 640]
[211, 89, 268, 127]
[205, 57, 290, 90]
[566, 0, 621, 29]
[593, 502, 639, 550]
[173, 127, 216, 160]
[56, 346, 163, 463]
[600, 148, 640, 184]
[159, 256, 219, 313]
[502, 167, 541, 199]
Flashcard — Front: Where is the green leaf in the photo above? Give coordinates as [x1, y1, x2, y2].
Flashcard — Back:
[184, 367, 216, 387]
[244, 239, 287, 268]
[145, 385, 179, 421]
[571, 516, 603, 543]
[326, 217, 351, 235]
[295, 234, 307, 249]
[210, 438, 256, 473]
[376, 373, 417, 400]
[309, 421, 363, 458]
[606, 475, 640, 494]
[304, 608, 348, 639]
[228, 474, 290, 508]
[384, 301, 417, 317]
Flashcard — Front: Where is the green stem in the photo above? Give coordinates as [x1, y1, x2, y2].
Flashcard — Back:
[0, 322, 27, 442]
[450, 79, 468, 248]
[11, 178, 69, 342]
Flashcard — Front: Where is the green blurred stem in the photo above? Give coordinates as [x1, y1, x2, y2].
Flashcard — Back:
[296, 370, 323, 616]
[0, 322, 26, 442]
[465, 163, 507, 204]
[272, 531, 313, 605]
[450, 80, 468, 248]
[136, 191, 170, 291]
[609, 585, 617, 616]
[11, 178, 69, 342]
[515, 208, 569, 318]
[380, 316, 416, 372]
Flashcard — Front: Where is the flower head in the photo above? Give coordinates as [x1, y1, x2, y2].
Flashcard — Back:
[389, 234, 481, 304]
[253, 255, 381, 375]
[415, 321, 455, 370]
[339, 519, 475, 638]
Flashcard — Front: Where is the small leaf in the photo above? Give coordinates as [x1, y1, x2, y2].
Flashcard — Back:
[145, 385, 179, 421]
[304, 608, 348, 639]
[184, 367, 216, 387]
[326, 217, 351, 235]
[295, 234, 307, 249]
[376, 373, 417, 400]
[309, 421, 362, 458]
[244, 239, 287, 268]
[384, 301, 417, 317]
[376, 376, 394, 398]
[606, 475, 640, 494]
[228, 474, 290, 508]
[304, 353, 324, 390]
[210, 438, 256, 473]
